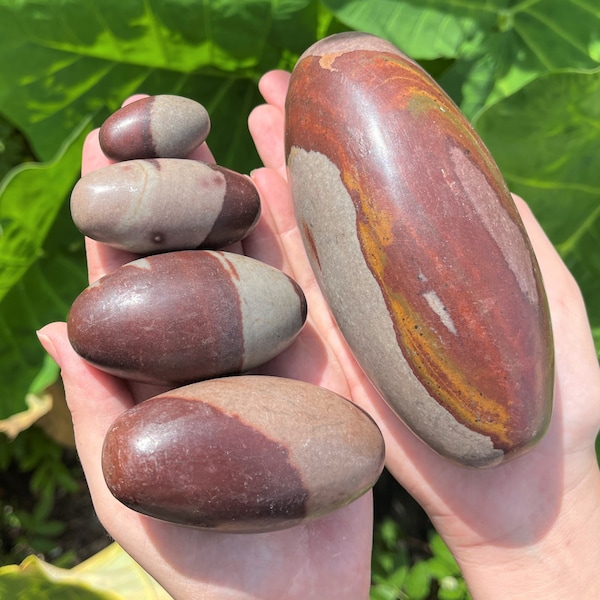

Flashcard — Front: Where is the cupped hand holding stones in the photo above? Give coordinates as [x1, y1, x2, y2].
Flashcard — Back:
[38, 91, 381, 599]
[37, 73, 600, 600]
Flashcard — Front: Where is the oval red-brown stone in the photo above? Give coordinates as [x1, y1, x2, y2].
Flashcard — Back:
[101, 376, 385, 532]
[70, 159, 260, 254]
[285, 32, 554, 467]
[67, 251, 307, 385]
[99, 95, 210, 160]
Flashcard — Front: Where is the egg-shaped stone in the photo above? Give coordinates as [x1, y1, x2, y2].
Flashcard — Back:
[67, 251, 307, 385]
[102, 375, 385, 532]
[70, 159, 261, 254]
[285, 32, 554, 468]
[99, 95, 210, 160]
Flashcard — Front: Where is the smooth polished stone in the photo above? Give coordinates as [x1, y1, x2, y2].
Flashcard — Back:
[70, 158, 261, 253]
[285, 32, 554, 467]
[102, 375, 385, 532]
[99, 95, 210, 160]
[67, 251, 307, 385]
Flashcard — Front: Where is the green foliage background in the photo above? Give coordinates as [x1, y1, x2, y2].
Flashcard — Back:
[1, 0, 599, 419]
[0, 0, 598, 596]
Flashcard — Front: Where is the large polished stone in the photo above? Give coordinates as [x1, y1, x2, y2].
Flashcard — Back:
[102, 375, 385, 532]
[285, 32, 554, 467]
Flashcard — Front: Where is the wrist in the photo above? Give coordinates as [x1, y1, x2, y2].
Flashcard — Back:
[443, 457, 600, 599]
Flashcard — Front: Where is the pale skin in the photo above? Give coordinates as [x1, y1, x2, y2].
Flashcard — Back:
[38, 70, 600, 599]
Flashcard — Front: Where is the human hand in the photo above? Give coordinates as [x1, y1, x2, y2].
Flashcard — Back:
[38, 68, 600, 600]
[37, 93, 376, 599]
[248, 71, 600, 598]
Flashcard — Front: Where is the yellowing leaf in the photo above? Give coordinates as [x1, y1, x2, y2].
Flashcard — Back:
[0, 391, 52, 439]
[0, 543, 173, 600]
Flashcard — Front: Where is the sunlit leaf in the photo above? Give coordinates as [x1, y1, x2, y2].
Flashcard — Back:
[323, 0, 600, 116]
[0, 119, 89, 300]
[0, 392, 52, 439]
[475, 69, 600, 355]
[0, 197, 87, 419]
[0, 542, 171, 599]
[0, 0, 317, 162]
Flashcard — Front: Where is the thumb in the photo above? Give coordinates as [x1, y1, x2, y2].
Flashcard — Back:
[36, 322, 133, 490]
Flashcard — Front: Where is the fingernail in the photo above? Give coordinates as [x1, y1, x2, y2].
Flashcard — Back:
[36, 329, 61, 367]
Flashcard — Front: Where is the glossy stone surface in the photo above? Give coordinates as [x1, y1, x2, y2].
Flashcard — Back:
[285, 32, 554, 467]
[67, 251, 307, 385]
[101, 375, 385, 532]
[99, 95, 210, 160]
[71, 159, 260, 253]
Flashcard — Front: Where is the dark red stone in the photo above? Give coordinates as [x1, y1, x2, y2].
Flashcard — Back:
[67, 251, 307, 385]
[99, 95, 210, 160]
[101, 376, 385, 532]
[102, 397, 308, 529]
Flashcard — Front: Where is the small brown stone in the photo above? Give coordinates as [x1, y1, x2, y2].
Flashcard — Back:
[99, 95, 211, 160]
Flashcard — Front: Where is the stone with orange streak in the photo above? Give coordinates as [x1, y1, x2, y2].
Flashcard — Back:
[285, 32, 554, 467]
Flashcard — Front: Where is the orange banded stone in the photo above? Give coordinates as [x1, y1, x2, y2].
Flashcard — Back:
[285, 32, 554, 467]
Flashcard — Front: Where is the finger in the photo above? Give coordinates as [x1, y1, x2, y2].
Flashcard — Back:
[85, 238, 140, 284]
[80, 117, 142, 282]
[258, 70, 291, 109]
[187, 141, 215, 163]
[512, 195, 600, 444]
[36, 322, 134, 499]
[81, 129, 112, 176]
[249, 71, 290, 170]
[122, 94, 148, 107]
[248, 104, 286, 169]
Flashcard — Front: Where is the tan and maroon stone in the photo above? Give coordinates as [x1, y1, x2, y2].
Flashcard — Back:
[67, 251, 307, 385]
[70, 159, 261, 254]
[101, 375, 385, 532]
[285, 32, 554, 467]
[99, 95, 210, 160]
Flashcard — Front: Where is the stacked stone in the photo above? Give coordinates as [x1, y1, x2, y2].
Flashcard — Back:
[66, 94, 385, 533]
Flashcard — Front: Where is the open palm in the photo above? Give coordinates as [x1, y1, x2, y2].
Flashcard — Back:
[39, 70, 600, 599]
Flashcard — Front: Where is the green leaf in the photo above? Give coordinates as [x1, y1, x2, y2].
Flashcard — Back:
[475, 70, 600, 356]
[428, 532, 460, 574]
[0, 197, 87, 420]
[322, 0, 600, 117]
[370, 584, 403, 600]
[403, 561, 432, 600]
[438, 575, 470, 600]
[0, 119, 89, 302]
[322, 0, 493, 60]
[0, 0, 318, 162]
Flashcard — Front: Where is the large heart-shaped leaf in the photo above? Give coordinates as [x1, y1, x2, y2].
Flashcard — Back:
[0, 0, 317, 163]
[323, 0, 600, 117]
[475, 70, 600, 356]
